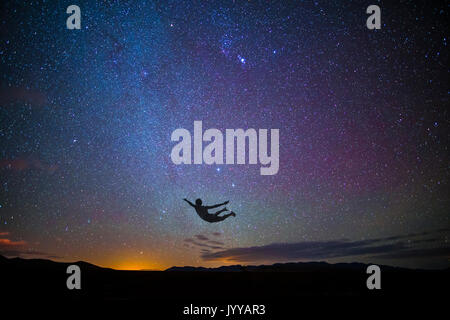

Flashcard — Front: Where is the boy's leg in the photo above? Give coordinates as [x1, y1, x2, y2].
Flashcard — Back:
[213, 207, 228, 216]
[217, 213, 234, 221]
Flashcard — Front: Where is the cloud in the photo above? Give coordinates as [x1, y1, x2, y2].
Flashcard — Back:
[374, 247, 450, 260]
[186, 240, 222, 250]
[0, 238, 26, 246]
[380, 228, 450, 242]
[208, 240, 225, 246]
[201, 240, 400, 262]
[195, 234, 209, 241]
[0, 231, 26, 248]
[0, 249, 63, 259]
[201, 229, 450, 263]
[0, 232, 62, 260]
[184, 234, 225, 250]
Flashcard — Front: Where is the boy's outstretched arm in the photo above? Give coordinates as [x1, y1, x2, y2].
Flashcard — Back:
[183, 198, 195, 207]
[205, 200, 229, 209]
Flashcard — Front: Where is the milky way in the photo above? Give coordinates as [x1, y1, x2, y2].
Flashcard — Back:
[0, 1, 448, 270]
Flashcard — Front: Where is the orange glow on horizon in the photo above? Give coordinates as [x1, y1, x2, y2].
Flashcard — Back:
[111, 261, 164, 271]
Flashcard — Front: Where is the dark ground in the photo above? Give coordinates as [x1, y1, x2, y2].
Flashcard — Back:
[1, 255, 448, 316]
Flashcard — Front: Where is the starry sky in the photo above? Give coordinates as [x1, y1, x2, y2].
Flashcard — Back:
[0, 0, 448, 270]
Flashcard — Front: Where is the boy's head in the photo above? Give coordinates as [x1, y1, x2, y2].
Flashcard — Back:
[195, 198, 202, 206]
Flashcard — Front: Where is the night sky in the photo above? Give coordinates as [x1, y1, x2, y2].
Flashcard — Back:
[0, 1, 448, 270]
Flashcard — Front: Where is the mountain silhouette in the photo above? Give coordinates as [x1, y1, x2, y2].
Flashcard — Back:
[1, 254, 448, 306]
[165, 261, 403, 272]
